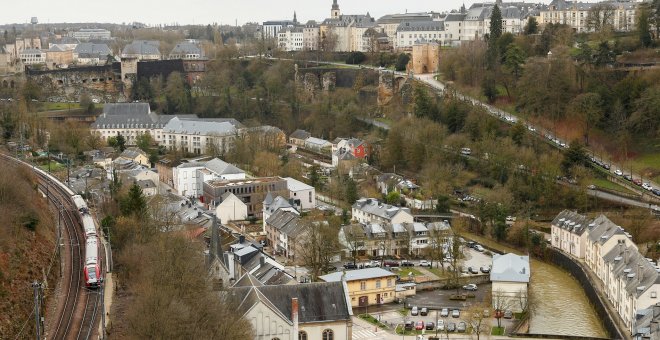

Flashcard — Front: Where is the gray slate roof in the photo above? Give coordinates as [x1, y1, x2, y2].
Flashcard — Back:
[587, 214, 626, 244]
[603, 243, 660, 297]
[231, 281, 351, 323]
[122, 40, 160, 56]
[353, 198, 412, 220]
[320, 267, 397, 282]
[397, 20, 445, 32]
[162, 117, 236, 136]
[170, 41, 202, 56]
[204, 158, 244, 176]
[265, 196, 294, 215]
[74, 43, 112, 57]
[119, 147, 146, 160]
[289, 129, 311, 140]
[491, 253, 530, 283]
[552, 210, 590, 236]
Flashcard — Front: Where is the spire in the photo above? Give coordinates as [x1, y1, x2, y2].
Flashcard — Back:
[332, 0, 339, 10]
[331, 0, 340, 19]
[293, 11, 298, 24]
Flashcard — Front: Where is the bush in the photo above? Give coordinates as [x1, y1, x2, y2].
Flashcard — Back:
[395, 53, 410, 71]
[346, 51, 366, 64]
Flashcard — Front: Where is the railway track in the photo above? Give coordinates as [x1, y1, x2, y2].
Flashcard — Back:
[0, 154, 100, 340]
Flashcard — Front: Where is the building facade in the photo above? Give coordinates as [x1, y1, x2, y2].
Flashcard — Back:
[351, 198, 414, 225]
[320, 268, 398, 307]
[203, 177, 289, 218]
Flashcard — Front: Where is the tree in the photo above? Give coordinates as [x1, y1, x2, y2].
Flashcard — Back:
[345, 51, 366, 64]
[113, 133, 126, 152]
[586, 4, 615, 33]
[413, 85, 437, 119]
[492, 289, 514, 329]
[561, 140, 587, 174]
[119, 183, 148, 218]
[341, 224, 364, 266]
[466, 304, 492, 340]
[164, 72, 192, 113]
[509, 122, 526, 146]
[568, 92, 603, 145]
[395, 53, 410, 71]
[135, 132, 154, 152]
[309, 164, 322, 189]
[482, 74, 498, 103]
[344, 176, 359, 205]
[385, 191, 400, 205]
[629, 85, 660, 137]
[79, 93, 95, 114]
[524, 17, 539, 35]
[487, 4, 503, 69]
[638, 5, 653, 48]
[297, 216, 340, 281]
[435, 195, 450, 214]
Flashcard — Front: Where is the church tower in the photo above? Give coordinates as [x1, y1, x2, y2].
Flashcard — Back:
[331, 0, 340, 19]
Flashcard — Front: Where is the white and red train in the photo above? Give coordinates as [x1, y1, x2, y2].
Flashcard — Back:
[72, 194, 101, 288]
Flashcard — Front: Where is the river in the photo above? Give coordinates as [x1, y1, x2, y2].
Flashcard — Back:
[529, 260, 607, 337]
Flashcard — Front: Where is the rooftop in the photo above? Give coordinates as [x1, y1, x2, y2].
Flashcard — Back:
[491, 253, 530, 283]
[320, 267, 397, 282]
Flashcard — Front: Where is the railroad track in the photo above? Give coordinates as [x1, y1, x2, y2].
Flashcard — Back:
[0, 153, 100, 340]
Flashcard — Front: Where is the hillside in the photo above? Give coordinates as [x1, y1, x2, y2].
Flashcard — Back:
[0, 159, 57, 338]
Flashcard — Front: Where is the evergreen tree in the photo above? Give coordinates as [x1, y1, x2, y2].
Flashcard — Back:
[344, 176, 358, 205]
[120, 183, 148, 218]
[487, 5, 503, 69]
[638, 5, 653, 48]
[524, 17, 539, 35]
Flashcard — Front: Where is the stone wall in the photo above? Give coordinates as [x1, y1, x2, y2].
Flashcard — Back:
[26, 63, 124, 102]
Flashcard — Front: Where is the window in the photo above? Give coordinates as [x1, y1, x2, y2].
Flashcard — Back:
[387, 279, 393, 287]
[360, 281, 366, 290]
[376, 280, 381, 288]
[322, 329, 334, 340]
[298, 331, 308, 340]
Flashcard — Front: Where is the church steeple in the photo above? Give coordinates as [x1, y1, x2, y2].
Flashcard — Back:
[331, 0, 340, 19]
[293, 11, 298, 24]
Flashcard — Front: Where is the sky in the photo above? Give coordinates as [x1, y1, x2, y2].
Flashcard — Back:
[2, 0, 498, 26]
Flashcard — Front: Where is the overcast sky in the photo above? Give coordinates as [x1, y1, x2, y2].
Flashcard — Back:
[0, 0, 542, 26]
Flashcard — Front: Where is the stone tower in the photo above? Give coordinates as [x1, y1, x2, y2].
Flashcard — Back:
[331, 0, 340, 19]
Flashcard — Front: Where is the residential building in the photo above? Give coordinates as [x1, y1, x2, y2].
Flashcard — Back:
[320, 0, 376, 52]
[263, 193, 299, 229]
[540, 0, 637, 33]
[550, 209, 591, 259]
[215, 192, 248, 222]
[490, 253, 530, 313]
[332, 138, 369, 166]
[230, 281, 353, 340]
[69, 28, 112, 40]
[377, 12, 433, 45]
[169, 41, 203, 60]
[634, 303, 660, 340]
[288, 129, 311, 146]
[319, 267, 398, 307]
[351, 198, 414, 225]
[45, 45, 74, 68]
[585, 214, 634, 282]
[19, 49, 45, 65]
[265, 209, 306, 259]
[302, 21, 321, 50]
[203, 177, 289, 218]
[161, 117, 237, 155]
[284, 177, 315, 211]
[220, 240, 294, 286]
[172, 161, 206, 197]
[136, 179, 157, 196]
[74, 43, 112, 65]
[197, 158, 246, 190]
[121, 40, 161, 60]
[262, 15, 297, 38]
[117, 147, 149, 166]
[278, 26, 304, 51]
[396, 21, 446, 49]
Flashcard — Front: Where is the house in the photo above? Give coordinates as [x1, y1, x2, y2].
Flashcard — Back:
[289, 129, 311, 146]
[121, 40, 161, 60]
[197, 158, 246, 196]
[169, 41, 203, 60]
[284, 177, 315, 211]
[120, 168, 159, 188]
[584, 215, 634, 282]
[319, 267, 398, 307]
[264, 209, 308, 260]
[172, 161, 206, 197]
[541, 0, 637, 33]
[263, 193, 299, 230]
[216, 192, 248, 223]
[634, 303, 660, 340]
[203, 177, 289, 218]
[117, 147, 149, 166]
[550, 210, 591, 259]
[396, 21, 447, 49]
[20, 49, 45, 65]
[229, 280, 353, 340]
[351, 198, 414, 225]
[74, 43, 112, 65]
[332, 138, 369, 166]
[490, 253, 530, 313]
[136, 179, 158, 196]
[278, 26, 305, 51]
[69, 28, 112, 40]
[45, 45, 74, 69]
[216, 236, 294, 287]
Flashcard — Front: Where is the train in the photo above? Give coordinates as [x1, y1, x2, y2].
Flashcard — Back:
[73, 194, 101, 288]
[5, 155, 102, 288]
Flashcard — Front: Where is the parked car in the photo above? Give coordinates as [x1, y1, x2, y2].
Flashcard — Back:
[420, 307, 428, 316]
[404, 321, 414, 330]
[436, 320, 445, 331]
[447, 322, 456, 332]
[480, 266, 491, 273]
[419, 260, 431, 267]
[643, 182, 654, 191]
[415, 321, 424, 330]
[364, 260, 381, 268]
[411, 306, 419, 316]
[615, 169, 623, 176]
[457, 321, 467, 332]
[343, 263, 357, 270]
[474, 245, 485, 252]
[383, 260, 399, 267]
[425, 322, 435, 330]
[401, 260, 414, 267]
[653, 188, 660, 197]
[452, 309, 460, 318]
[460, 147, 472, 155]
[463, 283, 478, 291]
[468, 267, 479, 274]
[504, 310, 513, 319]
[440, 308, 449, 317]
[633, 178, 642, 186]
[466, 241, 476, 248]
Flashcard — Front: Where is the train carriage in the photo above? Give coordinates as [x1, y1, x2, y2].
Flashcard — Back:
[84, 237, 100, 287]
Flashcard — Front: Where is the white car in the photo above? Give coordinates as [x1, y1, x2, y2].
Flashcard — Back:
[419, 260, 431, 267]
[643, 183, 653, 191]
[460, 147, 472, 155]
[462, 283, 478, 291]
[474, 245, 485, 252]
[437, 320, 445, 331]
[440, 308, 449, 317]
[614, 169, 623, 176]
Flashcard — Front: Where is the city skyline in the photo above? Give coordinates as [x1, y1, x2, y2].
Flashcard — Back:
[0, 0, 551, 26]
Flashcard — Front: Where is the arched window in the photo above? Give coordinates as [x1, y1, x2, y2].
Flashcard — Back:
[298, 331, 308, 340]
[322, 329, 334, 340]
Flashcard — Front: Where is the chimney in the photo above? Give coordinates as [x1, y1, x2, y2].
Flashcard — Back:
[638, 265, 644, 281]
[211, 215, 219, 260]
[618, 240, 624, 255]
[653, 304, 660, 318]
[260, 256, 265, 267]
[291, 298, 299, 337]
[239, 235, 245, 244]
[625, 248, 630, 264]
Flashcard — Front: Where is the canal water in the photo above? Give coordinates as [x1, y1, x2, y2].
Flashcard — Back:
[528, 260, 607, 337]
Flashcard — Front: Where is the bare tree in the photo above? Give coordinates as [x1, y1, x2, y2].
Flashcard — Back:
[586, 3, 616, 33]
[297, 217, 340, 281]
[492, 288, 515, 329]
[340, 224, 365, 266]
[466, 303, 492, 340]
